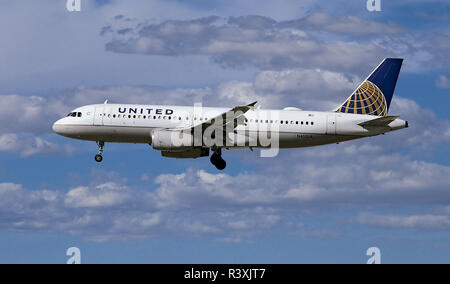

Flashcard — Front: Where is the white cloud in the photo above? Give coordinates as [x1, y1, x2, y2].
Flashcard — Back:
[0, 133, 75, 157]
[1, 132, 450, 242]
[104, 15, 385, 72]
[388, 97, 450, 148]
[284, 13, 405, 36]
[254, 69, 358, 95]
[356, 213, 450, 231]
[436, 75, 450, 89]
[65, 182, 131, 208]
[104, 15, 450, 73]
[0, 95, 65, 134]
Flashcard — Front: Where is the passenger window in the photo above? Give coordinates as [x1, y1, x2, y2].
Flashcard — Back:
[143, 116, 146, 119]
[280, 121, 283, 124]
[296, 121, 299, 125]
[306, 121, 309, 125]
[311, 122, 314, 125]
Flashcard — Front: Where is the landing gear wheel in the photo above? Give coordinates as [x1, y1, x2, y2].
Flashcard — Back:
[210, 150, 227, 170]
[215, 158, 226, 170]
[95, 154, 103, 163]
[95, 141, 105, 163]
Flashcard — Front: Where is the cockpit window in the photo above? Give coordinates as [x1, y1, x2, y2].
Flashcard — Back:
[67, 112, 82, 117]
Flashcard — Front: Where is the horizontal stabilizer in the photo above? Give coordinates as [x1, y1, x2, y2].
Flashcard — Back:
[358, 116, 399, 127]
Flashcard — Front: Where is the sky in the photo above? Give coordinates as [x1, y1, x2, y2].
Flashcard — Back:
[0, 0, 449, 264]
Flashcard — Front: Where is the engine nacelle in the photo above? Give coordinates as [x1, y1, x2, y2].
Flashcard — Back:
[151, 130, 194, 151]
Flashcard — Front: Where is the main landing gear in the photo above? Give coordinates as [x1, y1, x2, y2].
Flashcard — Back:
[210, 147, 226, 170]
[95, 141, 104, 163]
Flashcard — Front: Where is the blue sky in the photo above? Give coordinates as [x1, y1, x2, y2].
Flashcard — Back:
[0, 0, 449, 264]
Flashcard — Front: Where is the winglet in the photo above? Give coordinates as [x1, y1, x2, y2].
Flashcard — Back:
[247, 101, 258, 107]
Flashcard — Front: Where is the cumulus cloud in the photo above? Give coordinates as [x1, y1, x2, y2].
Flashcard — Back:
[0, 177, 283, 241]
[0, 133, 75, 157]
[0, 95, 66, 134]
[65, 182, 131, 209]
[2, 141, 450, 242]
[104, 14, 450, 73]
[388, 97, 450, 149]
[104, 15, 384, 72]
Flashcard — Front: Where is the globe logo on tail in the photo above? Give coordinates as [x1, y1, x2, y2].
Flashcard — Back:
[337, 81, 387, 117]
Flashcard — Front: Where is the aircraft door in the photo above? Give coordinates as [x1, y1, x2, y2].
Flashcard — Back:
[326, 114, 336, 135]
[94, 106, 104, 126]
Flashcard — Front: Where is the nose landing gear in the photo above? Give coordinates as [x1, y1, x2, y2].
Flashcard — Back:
[210, 147, 226, 170]
[95, 141, 104, 163]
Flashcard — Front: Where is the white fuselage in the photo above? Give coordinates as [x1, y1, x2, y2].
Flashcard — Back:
[53, 103, 408, 149]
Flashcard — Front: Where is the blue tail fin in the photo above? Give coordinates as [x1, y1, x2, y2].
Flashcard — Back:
[337, 58, 403, 116]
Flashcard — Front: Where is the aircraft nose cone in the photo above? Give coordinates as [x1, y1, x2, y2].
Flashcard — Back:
[52, 120, 63, 135]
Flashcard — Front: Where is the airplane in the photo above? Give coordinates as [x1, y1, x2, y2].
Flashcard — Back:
[53, 58, 408, 170]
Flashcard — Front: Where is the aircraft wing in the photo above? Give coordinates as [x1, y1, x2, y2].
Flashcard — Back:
[202, 101, 257, 130]
[170, 101, 257, 133]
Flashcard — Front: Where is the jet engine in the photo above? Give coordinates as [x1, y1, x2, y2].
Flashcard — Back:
[151, 130, 194, 151]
